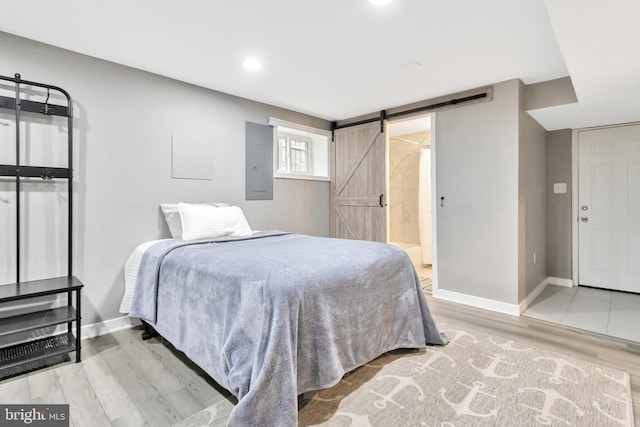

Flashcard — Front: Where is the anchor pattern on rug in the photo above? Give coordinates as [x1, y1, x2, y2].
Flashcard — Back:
[333, 412, 374, 427]
[468, 353, 518, 379]
[596, 368, 628, 386]
[519, 387, 584, 425]
[439, 381, 498, 418]
[489, 337, 532, 352]
[410, 349, 456, 374]
[593, 393, 634, 427]
[370, 375, 425, 410]
[295, 323, 632, 427]
[421, 422, 456, 427]
[533, 356, 589, 384]
[441, 329, 478, 348]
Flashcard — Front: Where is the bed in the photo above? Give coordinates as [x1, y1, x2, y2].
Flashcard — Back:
[121, 204, 447, 427]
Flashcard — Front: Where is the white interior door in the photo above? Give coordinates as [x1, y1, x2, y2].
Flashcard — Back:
[332, 122, 386, 242]
[578, 123, 640, 292]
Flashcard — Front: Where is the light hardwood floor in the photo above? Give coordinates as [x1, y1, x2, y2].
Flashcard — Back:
[0, 326, 235, 427]
[1, 293, 638, 426]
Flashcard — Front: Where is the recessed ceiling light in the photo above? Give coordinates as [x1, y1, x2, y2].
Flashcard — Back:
[368, 0, 394, 5]
[242, 58, 262, 70]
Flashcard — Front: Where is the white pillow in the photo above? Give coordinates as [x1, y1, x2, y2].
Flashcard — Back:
[160, 202, 228, 239]
[179, 204, 252, 241]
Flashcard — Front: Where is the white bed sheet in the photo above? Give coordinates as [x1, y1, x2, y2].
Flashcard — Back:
[119, 239, 170, 313]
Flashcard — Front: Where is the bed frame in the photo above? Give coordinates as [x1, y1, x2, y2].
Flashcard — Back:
[140, 320, 158, 340]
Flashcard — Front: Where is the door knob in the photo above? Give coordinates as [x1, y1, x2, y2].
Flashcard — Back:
[581, 205, 589, 211]
[580, 216, 589, 223]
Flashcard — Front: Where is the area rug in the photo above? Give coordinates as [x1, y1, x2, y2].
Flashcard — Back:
[420, 277, 432, 295]
[174, 322, 635, 427]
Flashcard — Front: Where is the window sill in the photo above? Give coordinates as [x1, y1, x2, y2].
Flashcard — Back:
[274, 173, 330, 182]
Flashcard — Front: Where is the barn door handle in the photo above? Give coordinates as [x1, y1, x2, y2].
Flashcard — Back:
[379, 194, 385, 208]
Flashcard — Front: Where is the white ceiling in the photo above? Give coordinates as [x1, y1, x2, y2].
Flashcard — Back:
[1, 0, 639, 129]
[388, 116, 431, 137]
[531, 0, 640, 130]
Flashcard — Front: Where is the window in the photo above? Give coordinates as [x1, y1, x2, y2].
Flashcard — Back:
[278, 133, 311, 174]
[269, 118, 330, 181]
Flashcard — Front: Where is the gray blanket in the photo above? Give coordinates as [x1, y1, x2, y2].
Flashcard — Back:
[130, 231, 447, 426]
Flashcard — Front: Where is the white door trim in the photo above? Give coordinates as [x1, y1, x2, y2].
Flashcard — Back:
[385, 113, 437, 289]
[431, 113, 439, 294]
[571, 129, 578, 286]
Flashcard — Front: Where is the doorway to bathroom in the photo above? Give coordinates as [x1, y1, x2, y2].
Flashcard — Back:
[387, 114, 433, 280]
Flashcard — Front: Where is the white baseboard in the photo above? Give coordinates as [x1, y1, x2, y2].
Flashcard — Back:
[432, 288, 520, 317]
[518, 276, 574, 314]
[519, 278, 549, 314]
[547, 276, 573, 287]
[81, 315, 140, 340]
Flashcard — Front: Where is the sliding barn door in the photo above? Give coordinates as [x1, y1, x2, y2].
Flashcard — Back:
[332, 122, 386, 242]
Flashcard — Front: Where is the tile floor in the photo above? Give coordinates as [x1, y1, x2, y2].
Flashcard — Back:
[402, 244, 640, 343]
[523, 284, 640, 343]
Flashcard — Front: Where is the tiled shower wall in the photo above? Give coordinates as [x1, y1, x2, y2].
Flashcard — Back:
[388, 131, 430, 244]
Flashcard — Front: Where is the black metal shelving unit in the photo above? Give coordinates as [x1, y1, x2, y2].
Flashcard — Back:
[0, 73, 83, 379]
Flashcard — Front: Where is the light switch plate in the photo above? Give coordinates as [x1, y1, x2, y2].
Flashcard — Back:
[553, 183, 567, 194]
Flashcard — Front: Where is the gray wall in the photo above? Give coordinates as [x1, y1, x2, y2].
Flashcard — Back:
[546, 129, 572, 279]
[519, 82, 548, 299]
[0, 32, 331, 327]
[435, 79, 520, 305]
[523, 77, 577, 111]
[435, 78, 554, 306]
